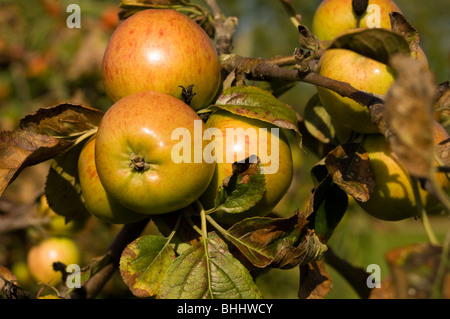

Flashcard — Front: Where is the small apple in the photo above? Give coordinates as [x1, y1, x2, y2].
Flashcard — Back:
[95, 91, 215, 215]
[78, 136, 148, 224]
[357, 122, 450, 221]
[312, 0, 402, 41]
[102, 9, 221, 110]
[200, 110, 294, 225]
[27, 237, 80, 285]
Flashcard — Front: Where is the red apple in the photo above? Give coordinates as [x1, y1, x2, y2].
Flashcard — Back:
[102, 9, 221, 110]
[95, 91, 215, 215]
[200, 111, 294, 225]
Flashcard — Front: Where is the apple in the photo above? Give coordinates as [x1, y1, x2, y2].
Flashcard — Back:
[95, 91, 215, 215]
[316, 45, 428, 134]
[199, 110, 294, 225]
[102, 9, 221, 110]
[78, 136, 148, 224]
[312, 0, 402, 41]
[27, 237, 80, 285]
[357, 122, 450, 221]
[317, 48, 395, 134]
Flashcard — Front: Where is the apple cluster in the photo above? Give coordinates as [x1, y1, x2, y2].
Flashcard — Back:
[77, 9, 294, 226]
[311, 0, 450, 220]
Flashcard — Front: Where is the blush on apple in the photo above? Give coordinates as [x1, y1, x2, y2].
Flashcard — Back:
[102, 9, 221, 110]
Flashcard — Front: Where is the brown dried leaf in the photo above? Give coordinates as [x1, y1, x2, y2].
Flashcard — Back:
[0, 130, 67, 197]
[298, 260, 332, 299]
[0, 103, 103, 197]
[389, 12, 420, 58]
[384, 54, 435, 178]
[324, 143, 375, 202]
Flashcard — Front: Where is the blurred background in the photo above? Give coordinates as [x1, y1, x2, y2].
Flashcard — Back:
[0, 0, 449, 299]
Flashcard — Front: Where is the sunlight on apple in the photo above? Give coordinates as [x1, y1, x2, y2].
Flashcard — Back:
[146, 50, 163, 63]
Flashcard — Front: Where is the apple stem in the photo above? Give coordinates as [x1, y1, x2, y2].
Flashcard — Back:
[411, 176, 439, 245]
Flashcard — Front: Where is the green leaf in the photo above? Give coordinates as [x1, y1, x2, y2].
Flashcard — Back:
[158, 233, 262, 299]
[214, 156, 266, 214]
[44, 141, 91, 222]
[328, 28, 411, 65]
[120, 235, 176, 298]
[305, 176, 348, 243]
[212, 86, 301, 137]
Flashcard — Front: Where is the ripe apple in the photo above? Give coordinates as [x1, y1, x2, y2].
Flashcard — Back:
[357, 122, 450, 221]
[316, 46, 428, 134]
[95, 91, 215, 215]
[78, 136, 148, 224]
[199, 111, 294, 225]
[312, 0, 401, 41]
[317, 48, 395, 134]
[27, 237, 80, 285]
[102, 9, 221, 110]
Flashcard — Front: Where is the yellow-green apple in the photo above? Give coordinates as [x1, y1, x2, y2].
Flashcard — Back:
[78, 136, 148, 224]
[312, 0, 401, 41]
[316, 46, 428, 134]
[102, 9, 221, 110]
[357, 122, 450, 221]
[317, 48, 395, 133]
[95, 91, 215, 215]
[200, 110, 294, 225]
[27, 237, 80, 285]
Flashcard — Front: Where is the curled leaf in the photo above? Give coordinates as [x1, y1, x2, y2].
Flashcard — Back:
[328, 28, 410, 65]
[214, 156, 266, 214]
[0, 103, 102, 197]
[324, 143, 375, 202]
[384, 54, 435, 178]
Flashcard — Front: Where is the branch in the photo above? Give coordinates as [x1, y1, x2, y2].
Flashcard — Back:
[220, 54, 387, 133]
[205, 0, 238, 55]
[69, 218, 150, 299]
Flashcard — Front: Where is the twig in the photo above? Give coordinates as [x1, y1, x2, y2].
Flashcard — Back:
[205, 0, 238, 55]
[69, 218, 150, 299]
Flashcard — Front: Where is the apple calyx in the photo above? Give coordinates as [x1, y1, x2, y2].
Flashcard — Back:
[179, 84, 196, 106]
[130, 154, 150, 172]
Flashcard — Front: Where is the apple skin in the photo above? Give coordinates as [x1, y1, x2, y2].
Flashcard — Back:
[317, 48, 395, 134]
[95, 91, 215, 215]
[312, 0, 401, 41]
[200, 111, 294, 225]
[102, 9, 221, 110]
[27, 237, 80, 285]
[358, 122, 450, 221]
[78, 136, 148, 224]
